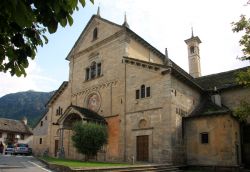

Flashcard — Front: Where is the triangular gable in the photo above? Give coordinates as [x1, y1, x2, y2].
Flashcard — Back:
[65, 14, 204, 91]
[66, 15, 123, 61]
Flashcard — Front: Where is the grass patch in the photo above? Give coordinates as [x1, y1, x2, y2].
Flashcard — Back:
[40, 156, 130, 168]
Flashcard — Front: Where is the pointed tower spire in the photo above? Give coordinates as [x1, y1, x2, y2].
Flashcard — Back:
[97, 5, 100, 17]
[122, 12, 129, 28]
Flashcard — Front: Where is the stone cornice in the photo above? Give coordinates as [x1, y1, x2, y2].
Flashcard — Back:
[123, 56, 167, 73]
[126, 107, 163, 115]
[72, 80, 118, 97]
[132, 127, 154, 131]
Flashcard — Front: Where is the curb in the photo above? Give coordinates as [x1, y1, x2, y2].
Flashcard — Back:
[0, 165, 24, 169]
[35, 156, 50, 166]
[35, 157, 72, 172]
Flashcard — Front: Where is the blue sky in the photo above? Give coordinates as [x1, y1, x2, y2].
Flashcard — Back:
[0, 0, 250, 97]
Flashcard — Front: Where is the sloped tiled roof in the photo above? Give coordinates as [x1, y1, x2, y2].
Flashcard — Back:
[195, 66, 249, 90]
[187, 99, 231, 118]
[0, 118, 32, 134]
[63, 105, 106, 124]
[71, 105, 106, 123]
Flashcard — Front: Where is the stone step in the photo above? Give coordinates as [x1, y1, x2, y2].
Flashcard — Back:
[72, 164, 184, 172]
[108, 165, 182, 172]
[114, 168, 181, 172]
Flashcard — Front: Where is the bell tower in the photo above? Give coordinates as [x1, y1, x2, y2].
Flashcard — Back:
[184, 28, 202, 78]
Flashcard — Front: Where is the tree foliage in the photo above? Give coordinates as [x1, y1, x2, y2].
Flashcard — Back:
[232, 14, 250, 121]
[72, 122, 108, 160]
[234, 100, 250, 122]
[0, 0, 94, 77]
[232, 15, 250, 61]
[236, 68, 250, 87]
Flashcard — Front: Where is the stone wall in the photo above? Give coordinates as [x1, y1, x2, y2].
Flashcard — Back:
[54, 18, 128, 161]
[124, 60, 171, 163]
[47, 85, 71, 157]
[32, 84, 71, 157]
[76, 17, 122, 53]
[170, 76, 201, 164]
[106, 115, 120, 161]
[185, 114, 241, 166]
[221, 87, 250, 122]
[127, 39, 162, 64]
[33, 135, 49, 156]
[32, 110, 50, 156]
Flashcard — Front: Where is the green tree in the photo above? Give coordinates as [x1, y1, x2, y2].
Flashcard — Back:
[232, 14, 250, 121]
[232, 15, 250, 61]
[0, 0, 94, 77]
[234, 100, 250, 121]
[72, 122, 108, 160]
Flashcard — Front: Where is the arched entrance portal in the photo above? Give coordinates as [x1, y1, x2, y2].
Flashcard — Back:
[63, 113, 82, 129]
[56, 105, 106, 158]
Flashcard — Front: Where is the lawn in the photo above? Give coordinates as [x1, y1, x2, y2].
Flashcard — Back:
[40, 156, 130, 168]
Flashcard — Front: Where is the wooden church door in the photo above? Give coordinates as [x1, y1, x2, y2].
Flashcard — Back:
[54, 140, 59, 157]
[136, 135, 149, 161]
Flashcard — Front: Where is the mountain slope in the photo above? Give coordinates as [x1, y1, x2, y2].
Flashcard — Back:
[0, 91, 54, 127]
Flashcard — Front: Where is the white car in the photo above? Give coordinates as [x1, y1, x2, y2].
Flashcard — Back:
[13, 143, 29, 155]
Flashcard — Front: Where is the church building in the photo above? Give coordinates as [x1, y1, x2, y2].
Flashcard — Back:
[33, 10, 250, 168]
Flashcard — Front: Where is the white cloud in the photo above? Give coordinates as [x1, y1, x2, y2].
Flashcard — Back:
[0, 60, 59, 97]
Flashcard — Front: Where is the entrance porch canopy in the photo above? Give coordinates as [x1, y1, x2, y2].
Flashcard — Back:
[57, 105, 106, 129]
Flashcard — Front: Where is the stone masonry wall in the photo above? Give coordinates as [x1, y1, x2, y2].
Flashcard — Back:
[170, 76, 201, 164]
[185, 114, 241, 166]
[124, 61, 173, 163]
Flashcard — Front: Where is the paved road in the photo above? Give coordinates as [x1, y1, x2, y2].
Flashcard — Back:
[0, 154, 54, 172]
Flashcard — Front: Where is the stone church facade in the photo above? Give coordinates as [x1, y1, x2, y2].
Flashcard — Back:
[33, 12, 250, 167]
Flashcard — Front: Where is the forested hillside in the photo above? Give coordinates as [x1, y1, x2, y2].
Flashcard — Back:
[0, 90, 54, 127]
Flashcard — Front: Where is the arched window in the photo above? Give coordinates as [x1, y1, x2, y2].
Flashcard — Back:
[93, 28, 98, 40]
[141, 85, 145, 98]
[90, 61, 96, 78]
[85, 61, 102, 80]
[190, 46, 195, 54]
[135, 85, 151, 99]
[138, 119, 147, 129]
